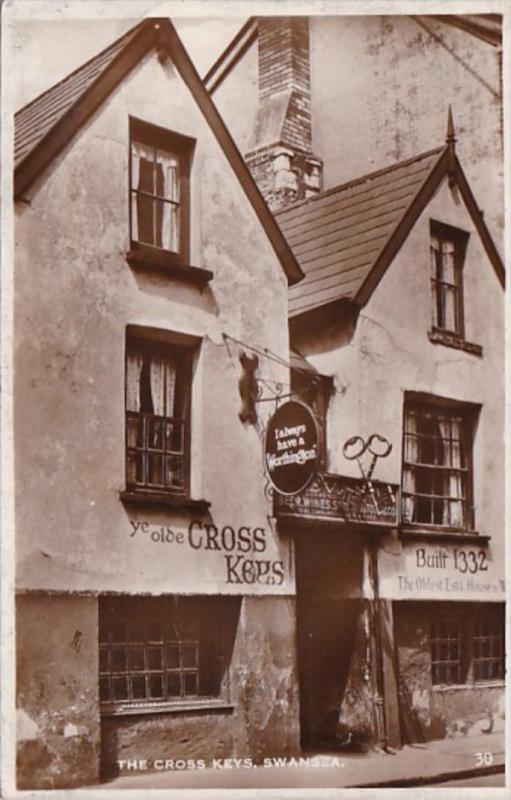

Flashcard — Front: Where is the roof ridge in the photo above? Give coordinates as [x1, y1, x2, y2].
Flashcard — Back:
[276, 145, 446, 217]
[15, 20, 145, 118]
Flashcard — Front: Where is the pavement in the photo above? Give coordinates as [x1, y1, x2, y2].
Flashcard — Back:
[99, 729, 506, 790]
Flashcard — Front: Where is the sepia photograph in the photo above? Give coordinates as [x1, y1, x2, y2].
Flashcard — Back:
[1, 0, 508, 796]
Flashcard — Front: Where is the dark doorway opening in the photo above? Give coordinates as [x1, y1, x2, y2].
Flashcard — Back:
[294, 530, 364, 749]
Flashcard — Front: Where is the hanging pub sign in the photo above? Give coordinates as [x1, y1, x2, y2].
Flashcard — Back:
[264, 400, 319, 495]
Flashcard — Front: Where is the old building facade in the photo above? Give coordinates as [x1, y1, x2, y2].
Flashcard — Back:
[10, 11, 506, 790]
[208, 13, 506, 751]
[13, 18, 304, 789]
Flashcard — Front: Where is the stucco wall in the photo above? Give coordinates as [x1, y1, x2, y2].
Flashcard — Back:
[310, 15, 503, 246]
[16, 594, 100, 789]
[292, 176, 505, 586]
[14, 49, 293, 596]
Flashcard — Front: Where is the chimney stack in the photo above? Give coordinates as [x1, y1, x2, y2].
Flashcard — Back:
[245, 17, 322, 212]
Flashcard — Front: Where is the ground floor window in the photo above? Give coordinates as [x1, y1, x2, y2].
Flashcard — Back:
[430, 603, 504, 686]
[99, 595, 240, 711]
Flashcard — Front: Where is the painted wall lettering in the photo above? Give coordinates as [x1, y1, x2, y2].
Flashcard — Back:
[187, 521, 267, 553]
[127, 519, 291, 591]
[379, 540, 503, 601]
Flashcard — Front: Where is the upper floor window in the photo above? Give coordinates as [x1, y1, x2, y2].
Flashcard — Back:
[130, 117, 194, 264]
[430, 221, 469, 337]
[291, 360, 332, 469]
[125, 333, 194, 496]
[402, 398, 476, 530]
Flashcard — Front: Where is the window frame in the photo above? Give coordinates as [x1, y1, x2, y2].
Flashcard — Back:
[124, 332, 194, 499]
[430, 605, 505, 688]
[429, 220, 469, 340]
[129, 116, 194, 268]
[401, 395, 477, 533]
[99, 595, 239, 715]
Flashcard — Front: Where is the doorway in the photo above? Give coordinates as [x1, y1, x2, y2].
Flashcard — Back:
[294, 529, 364, 749]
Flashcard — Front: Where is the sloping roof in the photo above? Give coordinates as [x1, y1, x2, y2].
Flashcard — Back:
[279, 148, 444, 317]
[13, 18, 303, 287]
[430, 14, 502, 46]
[277, 142, 504, 318]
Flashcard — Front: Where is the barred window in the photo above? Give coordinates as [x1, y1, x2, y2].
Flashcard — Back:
[99, 596, 239, 711]
[430, 222, 468, 336]
[402, 402, 473, 530]
[125, 336, 193, 495]
[431, 618, 462, 685]
[430, 605, 504, 686]
[473, 610, 505, 682]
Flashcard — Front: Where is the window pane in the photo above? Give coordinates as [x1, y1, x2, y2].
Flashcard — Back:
[149, 674, 164, 698]
[132, 141, 156, 191]
[136, 192, 155, 246]
[129, 647, 145, 671]
[160, 203, 180, 252]
[147, 647, 163, 670]
[167, 673, 181, 696]
[148, 454, 164, 486]
[166, 644, 180, 669]
[99, 648, 109, 672]
[184, 673, 198, 696]
[99, 677, 110, 703]
[442, 241, 456, 283]
[444, 286, 457, 331]
[131, 676, 147, 700]
[147, 418, 164, 450]
[113, 676, 128, 701]
[182, 643, 198, 668]
[156, 150, 179, 201]
[111, 647, 127, 671]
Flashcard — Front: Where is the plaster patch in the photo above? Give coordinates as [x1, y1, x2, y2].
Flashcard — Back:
[17, 708, 40, 741]
[412, 688, 430, 711]
[64, 722, 89, 738]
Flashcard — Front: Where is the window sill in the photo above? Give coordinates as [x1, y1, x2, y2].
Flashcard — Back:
[100, 699, 234, 718]
[127, 246, 213, 287]
[400, 526, 490, 544]
[432, 681, 505, 693]
[120, 489, 210, 513]
[428, 329, 483, 356]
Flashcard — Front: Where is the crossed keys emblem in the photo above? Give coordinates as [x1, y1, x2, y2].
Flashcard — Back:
[342, 434, 393, 515]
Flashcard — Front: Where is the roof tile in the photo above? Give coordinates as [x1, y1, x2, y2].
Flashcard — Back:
[278, 148, 444, 317]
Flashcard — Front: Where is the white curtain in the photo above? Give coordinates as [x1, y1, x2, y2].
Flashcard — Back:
[150, 357, 166, 416]
[438, 416, 463, 526]
[132, 141, 154, 188]
[149, 356, 177, 417]
[156, 149, 179, 251]
[126, 352, 143, 412]
[403, 412, 418, 523]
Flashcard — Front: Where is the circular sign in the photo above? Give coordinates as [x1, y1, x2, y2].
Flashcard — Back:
[264, 401, 319, 495]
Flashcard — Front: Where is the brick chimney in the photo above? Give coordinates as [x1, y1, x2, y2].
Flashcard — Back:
[245, 17, 322, 212]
